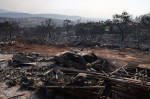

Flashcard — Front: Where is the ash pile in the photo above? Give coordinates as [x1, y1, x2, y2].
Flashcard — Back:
[0, 50, 150, 99]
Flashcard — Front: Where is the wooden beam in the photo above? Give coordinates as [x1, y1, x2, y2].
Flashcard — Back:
[45, 86, 105, 89]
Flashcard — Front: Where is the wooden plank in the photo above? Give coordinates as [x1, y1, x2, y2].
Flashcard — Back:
[45, 86, 105, 89]
[110, 64, 127, 75]
[58, 67, 150, 88]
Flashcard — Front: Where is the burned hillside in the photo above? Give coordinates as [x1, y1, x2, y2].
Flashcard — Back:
[0, 8, 150, 99]
[0, 12, 150, 50]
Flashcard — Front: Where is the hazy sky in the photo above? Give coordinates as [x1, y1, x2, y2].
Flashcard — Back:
[0, 0, 150, 18]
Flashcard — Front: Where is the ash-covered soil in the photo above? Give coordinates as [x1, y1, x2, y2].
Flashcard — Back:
[0, 41, 150, 99]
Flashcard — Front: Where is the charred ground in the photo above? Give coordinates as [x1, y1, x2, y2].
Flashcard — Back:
[0, 39, 150, 99]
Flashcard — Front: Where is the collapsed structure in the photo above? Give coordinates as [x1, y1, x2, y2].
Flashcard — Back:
[0, 50, 150, 99]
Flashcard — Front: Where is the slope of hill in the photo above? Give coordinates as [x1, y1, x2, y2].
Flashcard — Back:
[0, 8, 105, 27]
[0, 9, 105, 21]
[0, 9, 83, 21]
[0, 9, 9, 13]
[0, 12, 34, 18]
[0, 17, 65, 27]
[35, 14, 82, 20]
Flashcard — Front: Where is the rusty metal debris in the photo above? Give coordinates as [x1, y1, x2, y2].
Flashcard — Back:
[0, 50, 150, 99]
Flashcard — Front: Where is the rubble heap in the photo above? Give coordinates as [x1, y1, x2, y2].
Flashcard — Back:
[0, 51, 150, 99]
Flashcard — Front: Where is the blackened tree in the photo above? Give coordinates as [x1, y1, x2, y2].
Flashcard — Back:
[41, 19, 56, 42]
[113, 11, 132, 42]
[140, 14, 150, 30]
[0, 21, 19, 41]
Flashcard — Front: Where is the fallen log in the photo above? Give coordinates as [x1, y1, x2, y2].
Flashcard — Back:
[58, 67, 150, 88]
[43, 69, 53, 75]
[58, 67, 105, 76]
[7, 94, 25, 99]
[91, 60, 102, 65]
[12, 62, 36, 67]
[44, 86, 105, 89]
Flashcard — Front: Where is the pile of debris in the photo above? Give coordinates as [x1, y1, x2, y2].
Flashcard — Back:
[54, 50, 109, 70]
[0, 50, 150, 99]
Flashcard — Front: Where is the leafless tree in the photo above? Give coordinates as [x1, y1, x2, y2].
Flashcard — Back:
[140, 14, 150, 31]
[63, 19, 74, 42]
[0, 21, 19, 41]
[41, 19, 56, 43]
[113, 11, 132, 42]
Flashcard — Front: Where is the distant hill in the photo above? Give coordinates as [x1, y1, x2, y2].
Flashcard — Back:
[35, 14, 83, 21]
[0, 9, 18, 13]
[0, 9, 105, 21]
[0, 12, 34, 18]
[0, 17, 65, 27]
[0, 9, 105, 27]
[0, 9, 9, 13]
[0, 12, 84, 21]
[0, 9, 84, 21]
